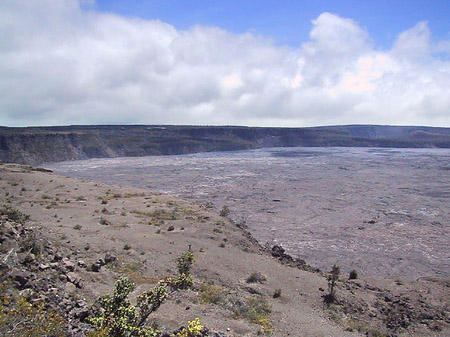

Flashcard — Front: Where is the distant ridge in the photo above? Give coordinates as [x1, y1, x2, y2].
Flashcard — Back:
[0, 124, 449, 164]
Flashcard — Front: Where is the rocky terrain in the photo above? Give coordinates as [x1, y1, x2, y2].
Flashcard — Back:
[1, 124, 449, 165]
[0, 164, 449, 336]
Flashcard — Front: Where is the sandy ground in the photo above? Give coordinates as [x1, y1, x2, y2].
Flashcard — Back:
[1, 163, 449, 336]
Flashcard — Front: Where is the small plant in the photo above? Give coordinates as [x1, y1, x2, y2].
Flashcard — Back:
[162, 250, 195, 290]
[175, 318, 204, 337]
[123, 244, 132, 251]
[246, 271, 267, 284]
[349, 269, 358, 280]
[164, 273, 193, 290]
[324, 264, 340, 304]
[99, 217, 111, 226]
[273, 288, 282, 298]
[220, 205, 230, 217]
[177, 250, 195, 275]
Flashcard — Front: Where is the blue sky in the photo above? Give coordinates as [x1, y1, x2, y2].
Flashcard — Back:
[1, 0, 450, 127]
[93, 0, 450, 49]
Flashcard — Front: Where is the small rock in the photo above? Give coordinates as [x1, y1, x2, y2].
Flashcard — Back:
[167, 225, 175, 231]
[71, 308, 90, 322]
[39, 263, 50, 270]
[77, 260, 87, 268]
[53, 253, 63, 262]
[18, 253, 35, 265]
[244, 286, 262, 295]
[10, 270, 32, 288]
[65, 282, 77, 293]
[91, 263, 101, 272]
[67, 272, 82, 288]
[104, 252, 117, 264]
[62, 258, 76, 272]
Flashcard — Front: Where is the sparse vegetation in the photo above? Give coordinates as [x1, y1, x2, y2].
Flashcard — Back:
[199, 283, 225, 305]
[220, 205, 230, 217]
[230, 296, 272, 333]
[0, 206, 30, 223]
[246, 271, 267, 284]
[132, 209, 179, 223]
[346, 319, 387, 337]
[0, 290, 66, 337]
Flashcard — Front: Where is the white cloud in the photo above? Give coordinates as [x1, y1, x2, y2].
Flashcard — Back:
[0, 0, 449, 127]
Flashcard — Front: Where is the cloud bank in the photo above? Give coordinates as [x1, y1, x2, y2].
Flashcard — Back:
[1, 0, 449, 127]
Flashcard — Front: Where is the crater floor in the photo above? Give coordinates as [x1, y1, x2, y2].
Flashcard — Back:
[46, 147, 450, 278]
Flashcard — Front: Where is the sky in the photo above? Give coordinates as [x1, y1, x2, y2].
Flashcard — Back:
[1, 0, 450, 127]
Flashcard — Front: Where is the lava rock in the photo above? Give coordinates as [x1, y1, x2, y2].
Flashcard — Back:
[104, 252, 117, 264]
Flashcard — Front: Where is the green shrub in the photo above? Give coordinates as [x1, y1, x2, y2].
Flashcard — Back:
[163, 273, 193, 290]
[89, 276, 166, 337]
[177, 251, 195, 275]
[174, 318, 204, 337]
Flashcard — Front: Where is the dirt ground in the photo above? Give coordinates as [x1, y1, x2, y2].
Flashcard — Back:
[1, 163, 449, 336]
